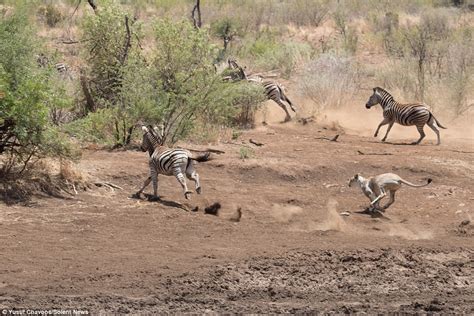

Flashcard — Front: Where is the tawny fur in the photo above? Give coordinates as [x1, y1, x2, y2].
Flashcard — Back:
[348, 173, 432, 212]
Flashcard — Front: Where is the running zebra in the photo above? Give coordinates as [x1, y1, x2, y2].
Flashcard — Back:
[133, 126, 210, 201]
[227, 58, 296, 122]
[365, 87, 446, 145]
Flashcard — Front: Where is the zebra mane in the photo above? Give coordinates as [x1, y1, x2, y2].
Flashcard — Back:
[142, 125, 162, 145]
[148, 125, 163, 144]
[374, 87, 394, 101]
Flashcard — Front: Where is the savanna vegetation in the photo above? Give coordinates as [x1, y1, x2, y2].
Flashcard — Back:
[0, 0, 472, 191]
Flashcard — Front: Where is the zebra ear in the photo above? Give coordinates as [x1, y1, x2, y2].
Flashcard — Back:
[354, 174, 359, 179]
[153, 125, 164, 138]
[373, 88, 377, 93]
[141, 126, 148, 133]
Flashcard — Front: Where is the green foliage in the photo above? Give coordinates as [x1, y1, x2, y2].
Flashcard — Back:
[229, 81, 266, 128]
[211, 17, 243, 60]
[65, 108, 116, 145]
[0, 9, 74, 176]
[239, 33, 313, 78]
[150, 19, 242, 144]
[392, 9, 452, 100]
[79, 1, 153, 146]
[77, 6, 264, 146]
[334, 8, 358, 54]
[81, 3, 142, 107]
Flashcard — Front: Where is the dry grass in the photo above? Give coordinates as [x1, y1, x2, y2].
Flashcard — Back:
[0, 159, 89, 205]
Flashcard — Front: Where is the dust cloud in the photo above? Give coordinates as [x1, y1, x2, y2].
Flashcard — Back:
[270, 203, 303, 223]
[384, 222, 434, 240]
[287, 198, 349, 232]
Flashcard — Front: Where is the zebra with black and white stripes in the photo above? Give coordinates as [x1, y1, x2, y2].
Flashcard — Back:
[227, 58, 296, 122]
[133, 126, 210, 201]
[365, 87, 446, 145]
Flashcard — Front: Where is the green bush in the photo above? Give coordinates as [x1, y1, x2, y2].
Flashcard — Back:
[79, 2, 152, 146]
[151, 19, 246, 144]
[0, 9, 74, 176]
[211, 17, 243, 60]
[229, 81, 266, 128]
[238, 33, 312, 78]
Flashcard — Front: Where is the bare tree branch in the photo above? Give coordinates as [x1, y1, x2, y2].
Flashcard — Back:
[120, 16, 132, 66]
[191, 0, 202, 29]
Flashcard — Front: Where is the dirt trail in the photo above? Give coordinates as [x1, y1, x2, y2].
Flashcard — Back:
[0, 119, 473, 313]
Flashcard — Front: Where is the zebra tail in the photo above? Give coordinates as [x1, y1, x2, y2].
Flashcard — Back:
[192, 152, 211, 162]
[282, 92, 296, 112]
[433, 115, 447, 129]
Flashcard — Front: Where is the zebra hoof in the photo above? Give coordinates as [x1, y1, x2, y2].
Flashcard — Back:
[184, 191, 193, 199]
[131, 193, 141, 199]
[410, 141, 419, 145]
[196, 187, 202, 194]
[148, 195, 161, 202]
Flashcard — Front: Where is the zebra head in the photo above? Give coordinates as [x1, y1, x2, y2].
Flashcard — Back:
[140, 125, 162, 154]
[366, 87, 384, 109]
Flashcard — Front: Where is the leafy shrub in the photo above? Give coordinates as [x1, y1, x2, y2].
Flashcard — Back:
[0, 9, 74, 176]
[230, 81, 266, 128]
[150, 19, 245, 144]
[79, 2, 152, 146]
[239, 34, 313, 78]
[211, 17, 243, 60]
[334, 8, 358, 54]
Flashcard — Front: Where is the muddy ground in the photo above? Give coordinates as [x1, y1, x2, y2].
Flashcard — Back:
[0, 118, 473, 313]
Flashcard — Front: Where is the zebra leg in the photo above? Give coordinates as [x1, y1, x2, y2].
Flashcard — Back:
[374, 118, 390, 138]
[186, 170, 201, 194]
[186, 165, 201, 194]
[382, 191, 396, 210]
[427, 119, 441, 145]
[149, 170, 160, 201]
[132, 176, 151, 198]
[413, 125, 426, 145]
[282, 94, 296, 112]
[174, 168, 192, 199]
[275, 100, 292, 122]
[381, 122, 394, 142]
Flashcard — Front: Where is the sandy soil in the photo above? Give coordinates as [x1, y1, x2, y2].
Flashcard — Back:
[0, 113, 473, 313]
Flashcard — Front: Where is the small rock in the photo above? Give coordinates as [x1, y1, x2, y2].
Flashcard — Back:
[340, 212, 350, 216]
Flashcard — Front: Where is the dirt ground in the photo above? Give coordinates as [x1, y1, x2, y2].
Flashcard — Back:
[0, 109, 473, 313]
